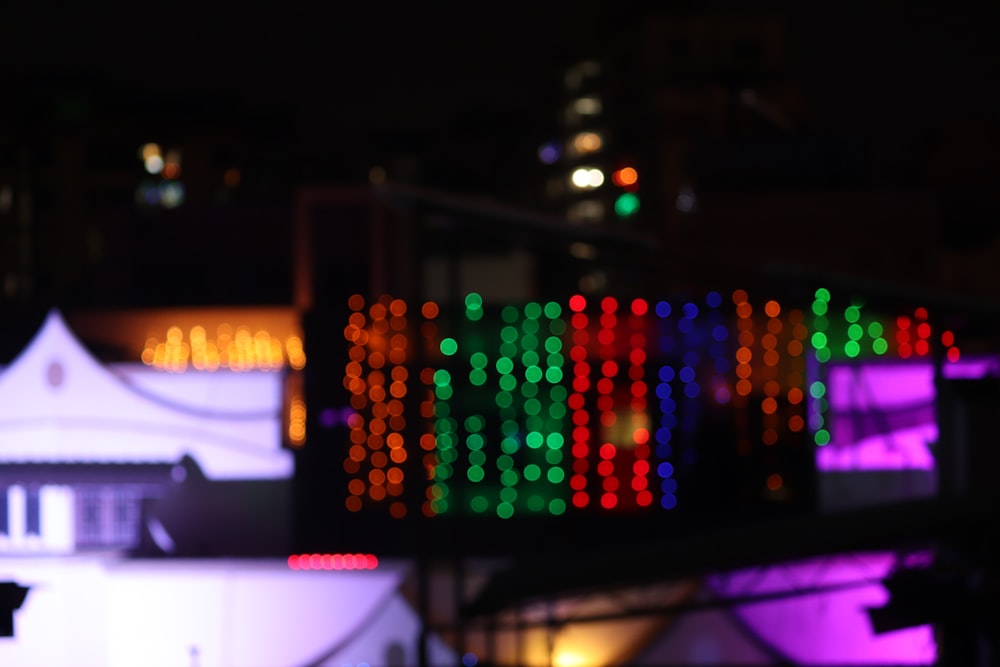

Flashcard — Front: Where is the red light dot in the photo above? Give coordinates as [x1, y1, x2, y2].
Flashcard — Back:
[633, 459, 650, 475]
[597, 460, 615, 477]
[572, 408, 589, 425]
[572, 491, 589, 508]
[897, 315, 911, 330]
[941, 330, 955, 347]
[915, 339, 930, 356]
[600, 493, 618, 509]
[597, 329, 615, 345]
[915, 307, 928, 320]
[366, 554, 379, 569]
[947, 347, 961, 363]
[288, 555, 300, 570]
[899, 343, 912, 359]
[569, 294, 587, 312]
[917, 323, 931, 339]
[333, 554, 344, 569]
[631, 298, 648, 316]
[630, 348, 646, 365]
[572, 427, 590, 443]
[636, 490, 653, 506]
[571, 313, 588, 330]
[310, 554, 321, 569]
[572, 442, 589, 459]
[631, 476, 648, 491]
[630, 382, 647, 398]
[602, 476, 619, 492]
[599, 411, 616, 427]
[601, 296, 618, 313]
[570, 474, 588, 490]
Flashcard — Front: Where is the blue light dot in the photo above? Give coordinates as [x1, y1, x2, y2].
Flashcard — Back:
[712, 324, 729, 342]
[661, 478, 678, 494]
[655, 301, 672, 318]
[706, 291, 722, 308]
[656, 442, 672, 457]
[657, 462, 675, 478]
[658, 366, 675, 382]
[679, 366, 696, 383]
[655, 428, 672, 445]
[684, 382, 701, 398]
[661, 494, 678, 510]
[656, 383, 672, 399]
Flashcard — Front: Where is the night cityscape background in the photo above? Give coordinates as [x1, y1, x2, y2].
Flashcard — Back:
[2, 3, 1000, 666]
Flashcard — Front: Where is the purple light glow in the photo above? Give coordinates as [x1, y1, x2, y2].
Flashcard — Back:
[708, 553, 937, 664]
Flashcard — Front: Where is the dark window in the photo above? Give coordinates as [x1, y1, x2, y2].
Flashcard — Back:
[25, 487, 40, 536]
[0, 489, 7, 534]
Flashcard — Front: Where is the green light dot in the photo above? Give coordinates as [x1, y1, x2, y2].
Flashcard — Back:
[546, 432, 565, 449]
[521, 336, 539, 352]
[433, 369, 451, 386]
[521, 382, 538, 398]
[810, 382, 826, 399]
[818, 398, 828, 413]
[524, 398, 542, 415]
[433, 499, 449, 514]
[469, 449, 487, 466]
[440, 338, 458, 356]
[499, 342, 517, 357]
[467, 466, 485, 483]
[470, 496, 489, 513]
[816, 348, 832, 363]
[813, 315, 829, 331]
[435, 385, 453, 400]
[844, 340, 860, 358]
[499, 375, 517, 392]
[467, 434, 485, 451]
[499, 487, 518, 503]
[523, 464, 542, 481]
[544, 336, 563, 353]
[544, 302, 562, 319]
[521, 351, 540, 367]
[501, 420, 519, 436]
[815, 429, 831, 446]
[522, 319, 540, 335]
[524, 302, 542, 320]
[466, 308, 483, 322]
[465, 292, 483, 310]
[495, 391, 513, 408]
[545, 449, 563, 465]
[873, 338, 888, 355]
[501, 437, 519, 454]
[470, 352, 488, 368]
[812, 300, 828, 316]
[868, 322, 884, 338]
[527, 495, 545, 512]
[496, 502, 514, 519]
[811, 332, 828, 349]
[496, 357, 514, 374]
[440, 448, 458, 463]
[847, 323, 863, 340]
[549, 386, 568, 402]
[815, 288, 831, 301]
[500, 469, 519, 486]
[549, 499, 567, 515]
[844, 306, 861, 323]
[469, 369, 488, 386]
[546, 352, 565, 367]
[434, 402, 450, 418]
[525, 366, 543, 383]
[501, 306, 519, 324]
[437, 463, 453, 479]
[526, 432, 544, 448]
[497, 455, 515, 470]
[546, 467, 565, 484]
[548, 403, 567, 419]
[436, 433, 454, 449]
[549, 319, 567, 335]
[615, 192, 640, 217]
[545, 367, 564, 384]
[500, 326, 518, 343]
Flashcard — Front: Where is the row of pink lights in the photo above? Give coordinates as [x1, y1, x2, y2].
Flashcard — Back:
[287, 553, 379, 570]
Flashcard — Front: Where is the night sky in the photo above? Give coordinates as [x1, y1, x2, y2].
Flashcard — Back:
[3, 4, 999, 194]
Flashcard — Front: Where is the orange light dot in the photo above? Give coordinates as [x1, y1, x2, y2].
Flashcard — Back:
[369, 485, 386, 501]
[390, 502, 407, 519]
[732, 289, 748, 305]
[787, 387, 804, 405]
[766, 473, 783, 491]
[614, 166, 638, 186]
[788, 415, 805, 432]
[764, 300, 781, 318]
[762, 428, 778, 445]
[736, 347, 752, 364]
[421, 301, 439, 319]
[736, 302, 753, 319]
[736, 379, 752, 396]
[348, 479, 366, 495]
[346, 496, 363, 512]
[761, 397, 778, 414]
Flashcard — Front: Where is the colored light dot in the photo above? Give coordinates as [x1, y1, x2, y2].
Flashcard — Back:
[706, 291, 722, 308]
[496, 503, 514, 519]
[847, 324, 864, 341]
[661, 494, 677, 510]
[549, 499, 567, 515]
[547, 467, 565, 484]
[815, 288, 830, 301]
[766, 473, 783, 491]
[816, 348, 831, 363]
[764, 300, 781, 318]
[810, 382, 826, 398]
[947, 347, 961, 363]
[523, 464, 541, 481]
[873, 338, 888, 355]
[465, 293, 483, 309]
[440, 338, 458, 356]
[469, 369, 487, 385]
[811, 332, 827, 349]
[815, 429, 831, 446]
[467, 466, 485, 483]
[812, 300, 828, 316]
[655, 301, 672, 318]
[844, 340, 860, 357]
[845, 306, 861, 323]
[868, 322, 884, 338]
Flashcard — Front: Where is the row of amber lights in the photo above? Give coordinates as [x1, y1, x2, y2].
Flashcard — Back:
[732, 290, 808, 492]
[141, 325, 306, 372]
[344, 295, 411, 518]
